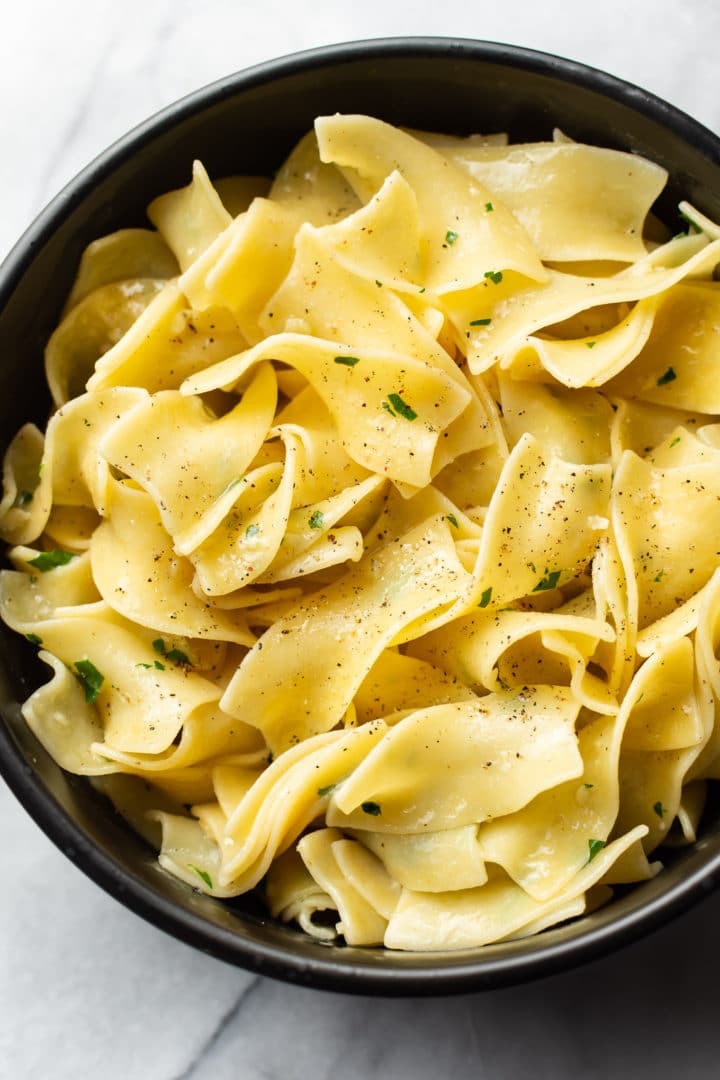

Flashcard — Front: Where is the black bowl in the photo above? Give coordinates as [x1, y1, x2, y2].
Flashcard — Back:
[2, 37, 720, 996]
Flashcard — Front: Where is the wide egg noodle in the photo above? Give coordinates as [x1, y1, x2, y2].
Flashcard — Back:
[220, 518, 471, 752]
[99, 365, 277, 553]
[314, 114, 547, 294]
[184, 330, 471, 490]
[46, 280, 166, 406]
[354, 826, 489, 892]
[86, 282, 247, 394]
[90, 481, 255, 644]
[327, 687, 583, 833]
[297, 829, 389, 946]
[464, 234, 720, 375]
[465, 433, 611, 608]
[265, 847, 336, 941]
[0, 424, 52, 545]
[384, 826, 647, 950]
[217, 723, 387, 890]
[180, 197, 304, 344]
[434, 139, 666, 262]
[612, 450, 720, 631]
[63, 228, 179, 312]
[147, 160, 232, 272]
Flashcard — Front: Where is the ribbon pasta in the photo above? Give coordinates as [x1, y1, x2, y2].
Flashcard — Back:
[2, 115, 720, 952]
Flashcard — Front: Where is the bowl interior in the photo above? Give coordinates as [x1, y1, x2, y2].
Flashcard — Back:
[3, 38, 720, 994]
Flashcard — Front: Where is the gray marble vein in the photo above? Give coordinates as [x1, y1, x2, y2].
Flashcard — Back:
[2, 2, 720, 1078]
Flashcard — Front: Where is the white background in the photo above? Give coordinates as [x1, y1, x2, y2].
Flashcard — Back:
[2, 2, 720, 1076]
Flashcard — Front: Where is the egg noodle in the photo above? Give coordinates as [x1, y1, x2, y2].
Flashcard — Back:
[2, 115, 720, 950]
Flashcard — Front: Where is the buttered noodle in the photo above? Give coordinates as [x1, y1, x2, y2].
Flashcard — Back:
[3, 116, 720, 950]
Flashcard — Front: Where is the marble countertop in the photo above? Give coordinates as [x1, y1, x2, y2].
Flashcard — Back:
[2, 2, 720, 1076]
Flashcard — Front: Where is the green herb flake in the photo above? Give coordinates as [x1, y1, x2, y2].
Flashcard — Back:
[386, 393, 418, 421]
[166, 647, 191, 666]
[484, 270, 503, 285]
[74, 659, 105, 704]
[583, 782, 594, 789]
[382, 400, 396, 418]
[334, 355, 360, 367]
[309, 510, 324, 530]
[586, 341, 597, 349]
[245, 523, 260, 539]
[25, 633, 42, 646]
[657, 367, 677, 386]
[485, 202, 494, 212]
[318, 783, 336, 797]
[135, 662, 152, 669]
[14, 489, 33, 507]
[418, 287, 426, 294]
[478, 586, 493, 608]
[587, 838, 605, 863]
[653, 801, 665, 818]
[670, 436, 682, 448]
[375, 280, 383, 288]
[152, 638, 166, 655]
[361, 801, 382, 816]
[154, 660, 166, 671]
[188, 864, 212, 889]
[654, 569, 666, 583]
[446, 514, 459, 529]
[470, 317, 492, 327]
[533, 569, 561, 592]
[28, 549, 77, 572]
[445, 229, 459, 245]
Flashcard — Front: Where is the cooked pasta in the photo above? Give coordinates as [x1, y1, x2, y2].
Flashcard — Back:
[3, 115, 720, 951]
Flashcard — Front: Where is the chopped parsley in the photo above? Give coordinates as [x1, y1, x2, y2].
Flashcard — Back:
[669, 436, 681, 448]
[587, 838, 605, 863]
[74, 659, 105, 704]
[386, 393, 418, 421]
[25, 633, 42, 646]
[586, 341, 597, 349]
[14, 489, 32, 507]
[485, 202, 494, 212]
[654, 569, 666, 583]
[375, 280, 383, 288]
[583, 782, 594, 789]
[188, 864, 212, 889]
[361, 801, 382, 816]
[533, 569, 561, 592]
[245, 523, 260, 539]
[446, 515, 459, 529]
[28, 549, 77, 572]
[484, 270, 503, 285]
[445, 229, 459, 245]
[334, 355, 360, 367]
[153, 639, 190, 666]
[657, 367, 677, 386]
[653, 801, 665, 818]
[470, 317, 492, 327]
[135, 662, 152, 669]
[478, 586, 493, 608]
[318, 783, 336, 797]
[309, 510, 324, 530]
[418, 287, 426, 294]
[166, 647, 190, 666]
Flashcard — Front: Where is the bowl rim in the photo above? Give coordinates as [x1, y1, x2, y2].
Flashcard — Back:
[2, 35, 720, 995]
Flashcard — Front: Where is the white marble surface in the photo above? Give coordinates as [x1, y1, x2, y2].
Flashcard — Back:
[2, 2, 720, 1076]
